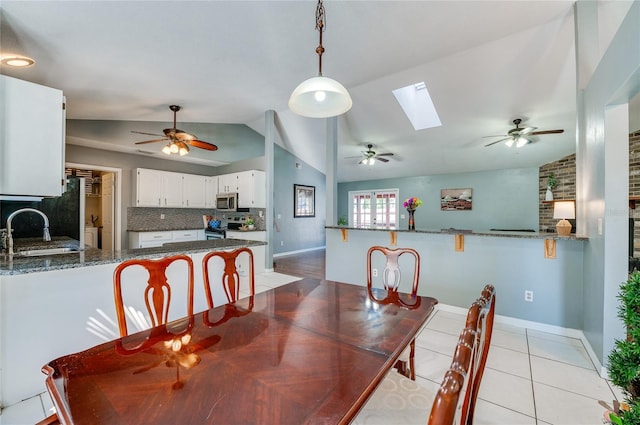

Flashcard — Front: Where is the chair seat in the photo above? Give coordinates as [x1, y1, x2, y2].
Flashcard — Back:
[353, 371, 436, 425]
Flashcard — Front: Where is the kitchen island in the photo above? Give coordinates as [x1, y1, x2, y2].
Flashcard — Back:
[326, 226, 586, 329]
[0, 238, 267, 407]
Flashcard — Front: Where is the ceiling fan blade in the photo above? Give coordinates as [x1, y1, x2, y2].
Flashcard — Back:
[357, 158, 367, 165]
[134, 139, 168, 144]
[173, 130, 197, 142]
[482, 134, 508, 139]
[531, 129, 564, 135]
[132, 131, 165, 137]
[188, 139, 218, 151]
[484, 137, 511, 147]
[519, 126, 537, 135]
[376, 153, 394, 157]
[344, 155, 363, 159]
[375, 157, 390, 163]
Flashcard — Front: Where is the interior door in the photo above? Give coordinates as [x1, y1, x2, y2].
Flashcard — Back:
[101, 172, 115, 251]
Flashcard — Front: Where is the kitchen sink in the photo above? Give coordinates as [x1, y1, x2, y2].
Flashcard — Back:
[15, 247, 80, 257]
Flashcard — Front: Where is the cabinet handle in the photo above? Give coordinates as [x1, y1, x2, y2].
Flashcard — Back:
[164, 198, 167, 205]
[158, 198, 161, 206]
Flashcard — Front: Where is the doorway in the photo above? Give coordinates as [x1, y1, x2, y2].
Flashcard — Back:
[66, 162, 122, 251]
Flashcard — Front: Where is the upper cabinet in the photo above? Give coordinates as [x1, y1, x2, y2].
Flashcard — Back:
[0, 75, 65, 197]
[204, 176, 218, 208]
[236, 170, 265, 208]
[218, 173, 238, 194]
[134, 168, 183, 207]
[183, 174, 206, 208]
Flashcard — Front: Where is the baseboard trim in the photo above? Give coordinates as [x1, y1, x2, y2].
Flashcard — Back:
[273, 246, 325, 258]
[435, 303, 607, 377]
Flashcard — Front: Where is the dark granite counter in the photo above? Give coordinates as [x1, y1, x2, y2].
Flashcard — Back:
[0, 237, 266, 275]
[325, 226, 587, 241]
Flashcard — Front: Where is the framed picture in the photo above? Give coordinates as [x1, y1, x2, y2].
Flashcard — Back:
[441, 188, 472, 211]
[294, 184, 315, 217]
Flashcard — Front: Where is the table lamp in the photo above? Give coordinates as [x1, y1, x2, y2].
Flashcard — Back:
[553, 201, 575, 236]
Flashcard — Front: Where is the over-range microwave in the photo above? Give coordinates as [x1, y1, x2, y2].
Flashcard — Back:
[216, 192, 238, 211]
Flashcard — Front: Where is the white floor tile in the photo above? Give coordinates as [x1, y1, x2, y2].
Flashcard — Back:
[414, 328, 459, 355]
[608, 381, 626, 403]
[413, 346, 453, 383]
[424, 311, 467, 336]
[477, 368, 536, 417]
[528, 335, 594, 369]
[472, 399, 536, 425]
[493, 320, 527, 335]
[527, 329, 584, 347]
[533, 382, 607, 425]
[39, 392, 55, 419]
[0, 395, 45, 425]
[486, 345, 531, 379]
[491, 327, 529, 353]
[530, 356, 615, 401]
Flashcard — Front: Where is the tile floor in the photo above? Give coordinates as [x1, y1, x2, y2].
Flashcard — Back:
[0, 274, 624, 425]
[413, 309, 623, 425]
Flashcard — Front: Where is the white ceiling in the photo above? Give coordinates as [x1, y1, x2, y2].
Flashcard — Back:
[1, 1, 585, 182]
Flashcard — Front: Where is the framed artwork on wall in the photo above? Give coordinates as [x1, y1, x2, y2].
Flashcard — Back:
[441, 188, 472, 211]
[294, 184, 315, 217]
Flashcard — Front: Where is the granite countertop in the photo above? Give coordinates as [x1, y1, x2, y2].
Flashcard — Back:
[325, 225, 587, 241]
[0, 237, 266, 276]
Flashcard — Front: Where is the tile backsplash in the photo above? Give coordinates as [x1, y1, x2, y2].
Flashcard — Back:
[127, 207, 266, 231]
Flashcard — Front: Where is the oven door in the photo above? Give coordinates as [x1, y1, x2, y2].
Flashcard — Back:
[205, 231, 225, 240]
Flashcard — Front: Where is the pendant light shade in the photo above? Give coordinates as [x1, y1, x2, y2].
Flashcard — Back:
[289, 0, 352, 118]
[289, 76, 352, 118]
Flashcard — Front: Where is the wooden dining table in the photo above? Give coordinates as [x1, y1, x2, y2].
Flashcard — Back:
[42, 278, 438, 425]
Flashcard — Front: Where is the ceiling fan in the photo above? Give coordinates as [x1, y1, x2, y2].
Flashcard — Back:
[483, 118, 564, 148]
[345, 144, 394, 165]
[132, 105, 218, 156]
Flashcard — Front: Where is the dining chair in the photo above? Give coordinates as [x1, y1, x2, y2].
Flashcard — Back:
[367, 245, 421, 379]
[113, 254, 195, 337]
[202, 247, 255, 308]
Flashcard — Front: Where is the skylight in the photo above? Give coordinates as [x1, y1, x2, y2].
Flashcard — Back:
[392, 82, 441, 131]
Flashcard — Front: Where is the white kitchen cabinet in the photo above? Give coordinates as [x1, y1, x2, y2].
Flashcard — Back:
[133, 168, 183, 207]
[236, 170, 266, 208]
[0, 75, 65, 197]
[225, 230, 266, 242]
[129, 231, 173, 248]
[182, 174, 206, 208]
[129, 229, 204, 249]
[172, 229, 205, 242]
[217, 173, 238, 193]
[163, 172, 184, 207]
[204, 176, 218, 208]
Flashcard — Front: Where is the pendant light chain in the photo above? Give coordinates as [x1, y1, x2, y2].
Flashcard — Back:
[315, 0, 325, 76]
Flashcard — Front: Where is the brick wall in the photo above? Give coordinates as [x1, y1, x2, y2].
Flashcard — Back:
[539, 154, 576, 232]
[538, 131, 640, 253]
[629, 130, 640, 255]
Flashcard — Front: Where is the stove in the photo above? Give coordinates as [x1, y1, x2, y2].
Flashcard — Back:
[226, 216, 247, 230]
[205, 227, 226, 240]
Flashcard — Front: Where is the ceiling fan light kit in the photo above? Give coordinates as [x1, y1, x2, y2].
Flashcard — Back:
[483, 118, 564, 148]
[288, 0, 352, 118]
[132, 105, 218, 156]
[346, 144, 394, 165]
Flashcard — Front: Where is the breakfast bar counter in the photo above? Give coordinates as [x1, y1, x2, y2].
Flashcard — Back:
[0, 237, 266, 275]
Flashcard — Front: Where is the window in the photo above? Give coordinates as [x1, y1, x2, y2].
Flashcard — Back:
[348, 189, 398, 228]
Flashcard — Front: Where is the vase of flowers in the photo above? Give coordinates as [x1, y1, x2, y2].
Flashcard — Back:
[403, 197, 423, 230]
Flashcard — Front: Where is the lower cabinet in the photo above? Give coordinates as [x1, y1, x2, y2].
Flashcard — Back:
[225, 231, 266, 242]
[129, 229, 205, 249]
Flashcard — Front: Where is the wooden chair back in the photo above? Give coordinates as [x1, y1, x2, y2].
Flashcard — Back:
[461, 284, 496, 424]
[202, 247, 255, 308]
[429, 284, 496, 425]
[428, 327, 476, 425]
[113, 255, 194, 337]
[366, 246, 420, 305]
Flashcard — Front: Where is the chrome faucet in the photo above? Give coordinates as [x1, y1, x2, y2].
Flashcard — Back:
[5, 208, 51, 255]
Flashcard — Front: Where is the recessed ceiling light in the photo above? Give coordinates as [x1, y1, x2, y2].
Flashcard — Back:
[1, 56, 36, 67]
[393, 81, 441, 131]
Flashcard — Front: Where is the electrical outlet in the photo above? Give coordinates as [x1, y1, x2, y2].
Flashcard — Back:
[372, 268, 378, 277]
[280, 241, 284, 246]
[524, 290, 533, 302]
[160, 214, 165, 220]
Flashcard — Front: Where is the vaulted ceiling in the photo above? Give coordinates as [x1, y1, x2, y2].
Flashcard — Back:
[0, 1, 593, 182]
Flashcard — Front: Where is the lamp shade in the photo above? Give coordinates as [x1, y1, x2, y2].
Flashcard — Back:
[553, 201, 575, 220]
[288, 76, 352, 118]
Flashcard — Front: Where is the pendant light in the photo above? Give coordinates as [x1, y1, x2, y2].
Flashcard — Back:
[289, 0, 352, 118]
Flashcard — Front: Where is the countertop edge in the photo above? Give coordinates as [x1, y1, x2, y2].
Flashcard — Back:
[325, 226, 588, 241]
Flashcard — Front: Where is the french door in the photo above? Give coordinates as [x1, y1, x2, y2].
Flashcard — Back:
[348, 189, 399, 228]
